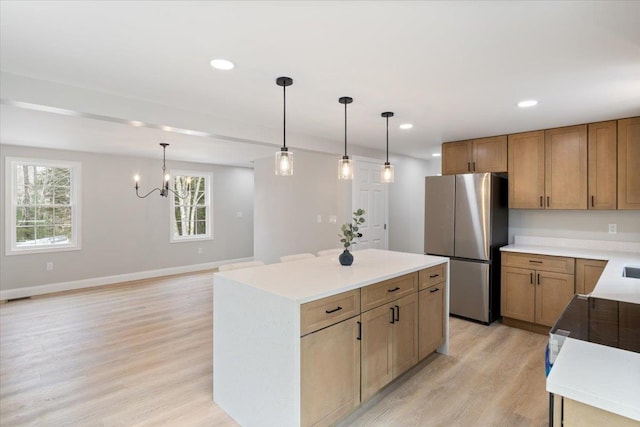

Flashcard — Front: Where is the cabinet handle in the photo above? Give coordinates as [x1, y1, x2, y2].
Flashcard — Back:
[530, 273, 533, 284]
[591, 195, 594, 207]
[387, 286, 400, 293]
[357, 321, 361, 341]
[539, 196, 543, 207]
[546, 196, 550, 207]
[467, 162, 471, 172]
[395, 305, 400, 321]
[537, 274, 541, 285]
[529, 260, 543, 264]
[472, 162, 476, 171]
[429, 274, 439, 278]
[429, 287, 440, 293]
[325, 306, 342, 314]
[390, 307, 395, 324]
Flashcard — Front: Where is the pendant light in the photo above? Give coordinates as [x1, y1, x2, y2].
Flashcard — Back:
[381, 111, 395, 183]
[275, 76, 294, 176]
[338, 96, 354, 180]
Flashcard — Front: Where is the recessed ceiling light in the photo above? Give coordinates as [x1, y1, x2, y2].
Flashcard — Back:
[432, 153, 441, 157]
[517, 99, 538, 108]
[399, 123, 413, 130]
[210, 59, 235, 70]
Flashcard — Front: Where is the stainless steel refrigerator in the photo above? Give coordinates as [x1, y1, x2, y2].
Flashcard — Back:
[425, 173, 508, 324]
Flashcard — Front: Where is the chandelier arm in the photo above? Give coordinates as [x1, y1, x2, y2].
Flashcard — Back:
[167, 188, 189, 199]
[135, 187, 162, 199]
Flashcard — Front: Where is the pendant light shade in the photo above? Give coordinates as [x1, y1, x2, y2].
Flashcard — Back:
[381, 111, 395, 183]
[338, 96, 354, 180]
[275, 76, 294, 176]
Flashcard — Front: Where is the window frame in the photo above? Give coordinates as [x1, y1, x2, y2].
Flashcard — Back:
[5, 156, 82, 255]
[169, 169, 213, 243]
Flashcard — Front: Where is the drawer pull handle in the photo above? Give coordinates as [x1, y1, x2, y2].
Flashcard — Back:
[390, 307, 395, 324]
[357, 321, 361, 341]
[325, 306, 342, 314]
[429, 274, 440, 278]
[429, 287, 440, 293]
[395, 305, 400, 321]
[388, 286, 401, 293]
[529, 260, 543, 264]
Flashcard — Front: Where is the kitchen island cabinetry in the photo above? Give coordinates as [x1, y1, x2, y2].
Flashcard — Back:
[213, 250, 449, 427]
[441, 135, 507, 175]
[418, 264, 446, 359]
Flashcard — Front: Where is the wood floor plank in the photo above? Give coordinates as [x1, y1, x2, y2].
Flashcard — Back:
[1, 272, 548, 426]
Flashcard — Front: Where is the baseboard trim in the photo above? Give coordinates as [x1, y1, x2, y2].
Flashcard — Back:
[0, 256, 253, 301]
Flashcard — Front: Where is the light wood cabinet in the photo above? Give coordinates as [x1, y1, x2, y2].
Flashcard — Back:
[508, 131, 545, 208]
[618, 117, 640, 210]
[508, 125, 587, 209]
[301, 316, 361, 427]
[502, 252, 575, 328]
[418, 263, 446, 290]
[418, 283, 445, 359]
[553, 397, 640, 427]
[361, 292, 419, 401]
[300, 289, 360, 335]
[361, 272, 417, 312]
[588, 121, 617, 209]
[575, 259, 607, 295]
[442, 135, 507, 175]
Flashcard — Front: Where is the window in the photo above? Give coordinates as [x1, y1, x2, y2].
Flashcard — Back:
[6, 157, 81, 255]
[170, 170, 212, 242]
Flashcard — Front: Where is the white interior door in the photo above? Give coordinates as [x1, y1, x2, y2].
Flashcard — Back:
[352, 160, 388, 250]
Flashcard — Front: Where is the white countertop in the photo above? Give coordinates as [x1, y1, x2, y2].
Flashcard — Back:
[546, 338, 640, 421]
[507, 237, 640, 420]
[214, 249, 448, 303]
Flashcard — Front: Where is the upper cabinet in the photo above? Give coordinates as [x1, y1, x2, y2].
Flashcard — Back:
[508, 131, 545, 209]
[618, 117, 640, 210]
[442, 135, 507, 175]
[508, 126, 587, 209]
[588, 121, 617, 210]
[544, 125, 588, 209]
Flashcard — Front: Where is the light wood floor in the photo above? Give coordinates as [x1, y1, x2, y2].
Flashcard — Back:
[0, 272, 549, 426]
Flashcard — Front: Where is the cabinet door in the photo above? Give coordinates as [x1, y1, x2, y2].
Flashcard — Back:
[418, 285, 445, 360]
[535, 271, 575, 327]
[588, 121, 617, 210]
[545, 125, 587, 209]
[442, 140, 472, 175]
[301, 316, 361, 427]
[501, 266, 535, 322]
[473, 135, 507, 173]
[508, 131, 545, 208]
[360, 303, 394, 401]
[575, 259, 607, 295]
[619, 302, 640, 353]
[618, 117, 640, 210]
[392, 293, 419, 378]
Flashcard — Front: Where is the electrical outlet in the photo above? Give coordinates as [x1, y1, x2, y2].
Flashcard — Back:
[608, 224, 617, 234]
[329, 215, 337, 224]
[236, 211, 243, 218]
[317, 215, 322, 224]
[46, 262, 54, 271]
[197, 247, 203, 255]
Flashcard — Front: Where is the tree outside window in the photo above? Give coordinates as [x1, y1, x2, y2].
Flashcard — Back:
[171, 171, 212, 241]
[6, 158, 81, 254]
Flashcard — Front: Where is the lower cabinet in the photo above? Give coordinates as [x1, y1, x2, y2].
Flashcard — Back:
[575, 258, 607, 295]
[552, 395, 639, 427]
[361, 293, 418, 401]
[300, 316, 361, 427]
[418, 283, 445, 360]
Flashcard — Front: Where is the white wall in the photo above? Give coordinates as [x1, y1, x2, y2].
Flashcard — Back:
[388, 155, 441, 254]
[0, 144, 254, 291]
[254, 150, 347, 263]
[509, 209, 640, 243]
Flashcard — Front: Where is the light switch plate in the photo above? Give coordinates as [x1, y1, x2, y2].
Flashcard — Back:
[608, 224, 617, 234]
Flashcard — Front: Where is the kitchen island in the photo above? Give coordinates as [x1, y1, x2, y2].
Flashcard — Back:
[213, 249, 449, 427]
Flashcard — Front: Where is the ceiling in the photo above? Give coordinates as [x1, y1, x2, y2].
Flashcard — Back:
[1, 1, 639, 166]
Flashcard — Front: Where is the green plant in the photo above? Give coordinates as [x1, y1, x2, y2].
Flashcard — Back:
[339, 209, 366, 250]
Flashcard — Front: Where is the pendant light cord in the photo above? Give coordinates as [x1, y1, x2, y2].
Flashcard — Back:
[385, 116, 389, 163]
[344, 102, 348, 157]
[283, 84, 287, 150]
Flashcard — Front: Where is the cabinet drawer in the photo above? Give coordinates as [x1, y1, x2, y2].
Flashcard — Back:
[301, 289, 360, 336]
[502, 252, 575, 274]
[418, 263, 446, 290]
[362, 273, 418, 312]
